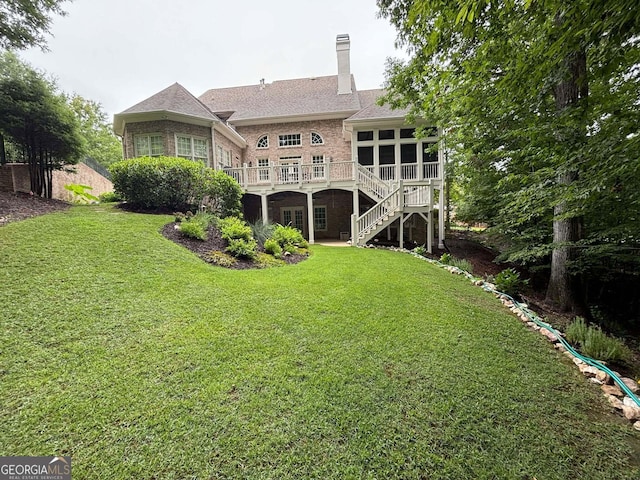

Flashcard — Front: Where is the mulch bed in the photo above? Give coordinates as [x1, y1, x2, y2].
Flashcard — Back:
[0, 191, 70, 226]
[161, 222, 308, 270]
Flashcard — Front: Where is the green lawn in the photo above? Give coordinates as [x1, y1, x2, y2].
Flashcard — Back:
[1, 205, 638, 479]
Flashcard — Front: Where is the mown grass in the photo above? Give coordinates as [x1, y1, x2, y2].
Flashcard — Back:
[1, 205, 639, 479]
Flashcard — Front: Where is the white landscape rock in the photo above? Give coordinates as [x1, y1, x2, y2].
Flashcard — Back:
[578, 364, 599, 377]
[620, 377, 639, 394]
[601, 384, 623, 397]
[634, 421, 640, 432]
[595, 370, 610, 384]
[621, 405, 640, 421]
[607, 395, 624, 410]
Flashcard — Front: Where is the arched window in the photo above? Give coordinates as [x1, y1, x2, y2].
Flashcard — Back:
[310, 132, 324, 145]
[257, 135, 269, 149]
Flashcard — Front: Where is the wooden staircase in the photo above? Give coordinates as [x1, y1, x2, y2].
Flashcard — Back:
[353, 168, 434, 246]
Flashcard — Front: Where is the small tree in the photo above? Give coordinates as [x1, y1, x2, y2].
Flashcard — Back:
[0, 52, 84, 197]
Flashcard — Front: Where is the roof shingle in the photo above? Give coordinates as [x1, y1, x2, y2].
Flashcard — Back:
[199, 75, 362, 121]
[120, 82, 219, 121]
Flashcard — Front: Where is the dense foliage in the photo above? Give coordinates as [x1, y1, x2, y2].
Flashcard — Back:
[219, 216, 257, 259]
[0, 0, 68, 50]
[67, 94, 122, 168]
[109, 156, 243, 213]
[109, 156, 204, 210]
[378, 0, 640, 316]
[270, 224, 309, 254]
[201, 170, 243, 218]
[0, 52, 84, 197]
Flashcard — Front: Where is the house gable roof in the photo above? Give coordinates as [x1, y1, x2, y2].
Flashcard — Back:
[120, 82, 219, 120]
[199, 75, 362, 123]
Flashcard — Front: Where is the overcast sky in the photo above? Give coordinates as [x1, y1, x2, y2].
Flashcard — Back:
[19, 0, 407, 122]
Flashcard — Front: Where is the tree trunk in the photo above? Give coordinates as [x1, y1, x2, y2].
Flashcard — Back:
[0, 133, 6, 165]
[545, 48, 587, 312]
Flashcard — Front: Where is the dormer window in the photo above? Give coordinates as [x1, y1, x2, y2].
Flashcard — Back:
[257, 135, 269, 149]
[310, 132, 324, 145]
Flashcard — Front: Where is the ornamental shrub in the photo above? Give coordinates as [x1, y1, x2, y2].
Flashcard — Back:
[264, 238, 282, 258]
[219, 216, 253, 242]
[565, 317, 631, 363]
[179, 220, 207, 240]
[206, 251, 237, 267]
[109, 156, 205, 210]
[494, 268, 528, 297]
[255, 252, 285, 268]
[413, 244, 427, 256]
[178, 211, 214, 241]
[226, 238, 258, 260]
[249, 219, 275, 245]
[201, 169, 243, 218]
[270, 224, 309, 251]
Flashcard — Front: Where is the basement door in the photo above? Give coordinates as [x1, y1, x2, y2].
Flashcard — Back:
[281, 206, 305, 236]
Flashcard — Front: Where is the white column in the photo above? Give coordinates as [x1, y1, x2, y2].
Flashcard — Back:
[427, 210, 433, 253]
[261, 194, 268, 225]
[438, 186, 445, 249]
[399, 215, 404, 250]
[352, 189, 359, 219]
[351, 213, 358, 246]
[307, 191, 315, 244]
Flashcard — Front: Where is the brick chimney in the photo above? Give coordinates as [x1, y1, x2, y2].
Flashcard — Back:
[336, 34, 351, 95]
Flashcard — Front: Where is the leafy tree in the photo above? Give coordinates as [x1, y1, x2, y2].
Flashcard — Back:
[67, 94, 122, 168]
[0, 51, 84, 197]
[0, 0, 69, 51]
[378, 0, 640, 313]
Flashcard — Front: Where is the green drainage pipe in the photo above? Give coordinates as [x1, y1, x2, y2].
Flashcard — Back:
[411, 254, 640, 409]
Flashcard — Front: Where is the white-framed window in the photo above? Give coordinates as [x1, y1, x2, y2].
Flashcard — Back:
[176, 135, 208, 162]
[223, 149, 231, 167]
[257, 158, 270, 182]
[216, 145, 223, 165]
[313, 206, 327, 231]
[257, 135, 269, 149]
[134, 134, 163, 157]
[312, 155, 325, 179]
[310, 132, 324, 145]
[278, 133, 301, 147]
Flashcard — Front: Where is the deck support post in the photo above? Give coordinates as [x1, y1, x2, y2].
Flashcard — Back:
[351, 213, 357, 247]
[438, 185, 445, 249]
[427, 210, 433, 253]
[261, 194, 268, 225]
[307, 191, 315, 244]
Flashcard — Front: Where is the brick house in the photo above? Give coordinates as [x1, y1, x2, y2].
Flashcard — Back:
[113, 35, 445, 251]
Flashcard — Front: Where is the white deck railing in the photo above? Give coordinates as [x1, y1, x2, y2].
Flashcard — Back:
[362, 162, 440, 183]
[357, 165, 390, 200]
[404, 185, 431, 206]
[228, 161, 440, 188]
[356, 186, 402, 240]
